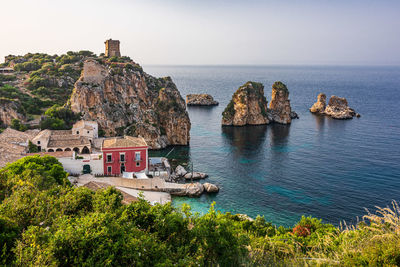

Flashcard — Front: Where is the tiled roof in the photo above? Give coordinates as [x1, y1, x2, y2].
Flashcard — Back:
[33, 129, 90, 148]
[48, 135, 90, 148]
[102, 136, 147, 149]
[32, 129, 52, 142]
[0, 128, 39, 168]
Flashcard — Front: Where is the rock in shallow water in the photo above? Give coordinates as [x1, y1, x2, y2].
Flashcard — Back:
[172, 182, 204, 197]
[184, 172, 208, 180]
[203, 182, 219, 193]
[175, 165, 188, 177]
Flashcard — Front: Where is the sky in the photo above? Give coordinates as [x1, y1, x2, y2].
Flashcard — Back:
[1, 0, 400, 65]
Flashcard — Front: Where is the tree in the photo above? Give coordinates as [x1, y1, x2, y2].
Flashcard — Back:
[10, 119, 27, 132]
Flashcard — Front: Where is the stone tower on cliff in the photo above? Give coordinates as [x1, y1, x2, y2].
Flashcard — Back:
[104, 39, 121, 57]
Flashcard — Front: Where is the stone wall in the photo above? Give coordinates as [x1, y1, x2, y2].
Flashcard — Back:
[59, 157, 104, 175]
[105, 39, 121, 57]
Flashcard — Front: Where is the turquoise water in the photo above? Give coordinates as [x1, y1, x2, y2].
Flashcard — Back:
[146, 65, 400, 227]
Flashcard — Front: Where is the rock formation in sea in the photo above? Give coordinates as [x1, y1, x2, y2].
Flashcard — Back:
[324, 96, 359, 119]
[309, 93, 327, 114]
[221, 81, 269, 126]
[310, 94, 360, 119]
[268, 81, 295, 124]
[186, 94, 219, 106]
[70, 59, 191, 149]
[221, 81, 297, 126]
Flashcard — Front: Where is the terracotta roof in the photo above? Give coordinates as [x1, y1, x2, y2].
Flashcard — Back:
[50, 130, 72, 136]
[32, 129, 52, 142]
[32, 129, 90, 148]
[102, 136, 147, 149]
[0, 128, 37, 168]
[1, 128, 39, 144]
[48, 135, 90, 148]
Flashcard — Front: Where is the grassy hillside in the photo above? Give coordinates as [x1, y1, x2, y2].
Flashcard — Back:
[0, 156, 399, 266]
[0, 51, 134, 131]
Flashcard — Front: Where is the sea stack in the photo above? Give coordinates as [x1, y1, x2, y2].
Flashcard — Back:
[221, 81, 269, 126]
[309, 94, 360, 119]
[309, 93, 327, 113]
[268, 81, 297, 124]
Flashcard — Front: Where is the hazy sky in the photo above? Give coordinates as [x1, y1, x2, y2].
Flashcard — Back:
[1, 0, 399, 65]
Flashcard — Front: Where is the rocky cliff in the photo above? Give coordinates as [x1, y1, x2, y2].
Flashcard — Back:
[70, 59, 190, 149]
[222, 81, 297, 126]
[186, 94, 219, 106]
[310, 94, 359, 119]
[0, 99, 25, 126]
[221, 82, 269, 126]
[269, 81, 296, 124]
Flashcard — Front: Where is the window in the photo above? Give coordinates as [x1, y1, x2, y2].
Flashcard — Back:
[87, 131, 90, 134]
[107, 166, 112, 174]
[120, 163, 125, 173]
[37, 141, 40, 145]
[135, 152, 141, 161]
[136, 161, 140, 167]
[76, 131, 79, 134]
[106, 154, 112, 163]
[120, 153, 125, 162]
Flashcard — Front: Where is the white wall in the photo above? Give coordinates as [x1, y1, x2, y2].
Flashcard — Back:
[59, 157, 103, 175]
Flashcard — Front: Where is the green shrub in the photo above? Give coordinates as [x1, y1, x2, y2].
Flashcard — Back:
[28, 141, 39, 153]
[10, 119, 27, 132]
[0, 74, 16, 82]
[222, 100, 235, 120]
[272, 81, 288, 92]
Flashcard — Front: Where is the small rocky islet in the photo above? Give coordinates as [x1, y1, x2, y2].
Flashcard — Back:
[186, 94, 219, 106]
[310, 93, 360, 119]
[221, 81, 298, 126]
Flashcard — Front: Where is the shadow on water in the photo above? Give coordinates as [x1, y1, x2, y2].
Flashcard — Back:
[313, 114, 326, 132]
[221, 124, 268, 153]
[269, 123, 291, 149]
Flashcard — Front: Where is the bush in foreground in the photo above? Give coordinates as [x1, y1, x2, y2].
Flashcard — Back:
[0, 156, 399, 266]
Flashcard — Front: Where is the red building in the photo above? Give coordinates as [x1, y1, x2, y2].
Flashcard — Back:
[102, 136, 148, 176]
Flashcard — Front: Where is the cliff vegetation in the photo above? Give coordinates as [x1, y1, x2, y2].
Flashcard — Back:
[0, 156, 399, 266]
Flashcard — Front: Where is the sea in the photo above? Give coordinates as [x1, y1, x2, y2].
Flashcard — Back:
[145, 65, 400, 227]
